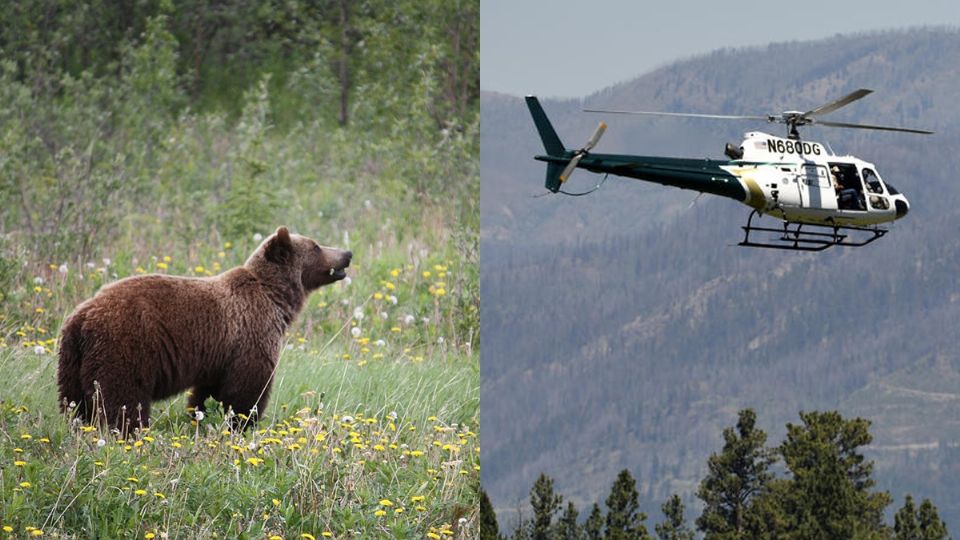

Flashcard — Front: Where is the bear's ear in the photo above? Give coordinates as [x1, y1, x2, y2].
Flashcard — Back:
[264, 227, 293, 264]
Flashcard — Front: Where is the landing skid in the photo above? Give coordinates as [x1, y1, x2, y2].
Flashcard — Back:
[739, 210, 887, 252]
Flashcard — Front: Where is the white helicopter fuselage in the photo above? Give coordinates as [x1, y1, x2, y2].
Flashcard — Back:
[722, 132, 909, 226]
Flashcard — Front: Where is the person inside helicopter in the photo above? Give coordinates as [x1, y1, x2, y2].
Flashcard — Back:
[862, 168, 889, 210]
[830, 164, 865, 210]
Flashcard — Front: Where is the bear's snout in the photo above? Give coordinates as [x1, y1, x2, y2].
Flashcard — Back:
[328, 250, 352, 281]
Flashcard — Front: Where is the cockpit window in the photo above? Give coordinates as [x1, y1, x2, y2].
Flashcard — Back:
[885, 182, 900, 195]
[862, 169, 884, 194]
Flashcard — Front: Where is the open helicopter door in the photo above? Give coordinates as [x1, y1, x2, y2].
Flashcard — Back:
[798, 164, 837, 211]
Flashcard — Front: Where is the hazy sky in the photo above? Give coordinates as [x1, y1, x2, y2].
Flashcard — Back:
[482, 0, 960, 98]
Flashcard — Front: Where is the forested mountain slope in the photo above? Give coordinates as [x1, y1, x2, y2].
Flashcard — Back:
[481, 28, 960, 528]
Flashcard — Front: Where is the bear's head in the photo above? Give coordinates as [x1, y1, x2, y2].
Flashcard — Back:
[246, 227, 352, 295]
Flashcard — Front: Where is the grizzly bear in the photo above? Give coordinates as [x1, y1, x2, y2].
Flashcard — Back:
[57, 227, 351, 431]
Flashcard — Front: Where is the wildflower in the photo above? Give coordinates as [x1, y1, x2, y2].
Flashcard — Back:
[375, 339, 386, 347]
[163, 256, 172, 263]
[353, 307, 364, 320]
[134, 489, 147, 496]
[30, 530, 44, 537]
[19, 482, 32, 488]
[194, 410, 205, 421]
[272, 498, 281, 507]
[14, 460, 26, 467]
[350, 327, 362, 338]
[302, 535, 317, 540]
[224, 242, 233, 249]
[156, 262, 168, 270]
[427, 534, 440, 539]
[374, 510, 386, 517]
[253, 233, 263, 242]
[403, 315, 415, 325]
[20, 434, 32, 440]
[145, 534, 156, 539]
[33, 345, 45, 355]
[411, 496, 426, 503]
[342, 276, 352, 286]
[245, 457, 263, 466]
[379, 499, 394, 506]
[194, 266, 205, 273]
[269, 536, 281, 540]
[59, 263, 68, 274]
[2, 526, 12, 532]
[136, 266, 146, 274]
[33, 276, 44, 284]
[154, 492, 166, 499]
[322, 533, 333, 538]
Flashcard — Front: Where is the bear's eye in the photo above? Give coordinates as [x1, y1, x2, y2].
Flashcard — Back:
[313, 244, 321, 254]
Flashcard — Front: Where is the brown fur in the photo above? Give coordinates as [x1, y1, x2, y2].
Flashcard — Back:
[57, 227, 351, 431]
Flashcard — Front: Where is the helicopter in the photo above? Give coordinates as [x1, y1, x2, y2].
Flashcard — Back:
[526, 89, 933, 251]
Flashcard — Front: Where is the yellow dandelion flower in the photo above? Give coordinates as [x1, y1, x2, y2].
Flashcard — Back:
[156, 262, 168, 270]
[127, 477, 139, 483]
[135, 266, 146, 273]
[422, 271, 431, 278]
[163, 255, 172, 262]
[427, 533, 441, 539]
[30, 530, 44, 537]
[224, 242, 232, 249]
[394, 508, 404, 514]
[19, 482, 32, 488]
[411, 495, 426, 503]
[441, 529, 453, 536]
[154, 492, 166, 499]
[35, 307, 45, 313]
[14, 460, 26, 467]
[379, 499, 394, 506]
[374, 510, 386, 517]
[374, 292, 383, 300]
[245, 457, 264, 466]
[134, 489, 147, 496]
[385, 282, 395, 290]
[434, 288, 446, 297]
[194, 266, 205, 273]
[2, 526, 13, 532]
[20, 433, 32, 440]
[390, 326, 401, 333]
[390, 269, 400, 277]
[33, 286, 42, 293]
[272, 498, 281, 507]
[301, 535, 316, 540]
[269, 536, 282, 540]
[322, 533, 333, 538]
[416, 505, 427, 512]
[145, 533, 156, 539]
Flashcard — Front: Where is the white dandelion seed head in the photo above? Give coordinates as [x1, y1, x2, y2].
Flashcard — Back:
[364, 199, 372, 210]
[58, 263, 68, 275]
[388, 411, 398, 420]
[341, 276, 352, 287]
[247, 441, 257, 450]
[86, 262, 96, 269]
[102, 258, 111, 266]
[421, 317, 430, 325]
[253, 232, 263, 242]
[403, 314, 415, 325]
[350, 326, 362, 338]
[194, 410, 205, 421]
[379, 311, 388, 320]
[68, 401, 77, 409]
[353, 307, 364, 320]
[285, 343, 294, 350]
[458, 517, 468, 526]
[341, 415, 354, 424]
[375, 339, 385, 347]
[400, 443, 409, 449]
[388, 295, 398, 305]
[33, 276, 44, 285]
[97, 438, 106, 447]
[33, 345, 45, 355]
[437, 336, 444, 344]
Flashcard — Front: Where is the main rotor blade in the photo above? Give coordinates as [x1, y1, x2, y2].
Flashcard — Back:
[583, 109, 770, 121]
[802, 89, 872, 118]
[814, 119, 934, 134]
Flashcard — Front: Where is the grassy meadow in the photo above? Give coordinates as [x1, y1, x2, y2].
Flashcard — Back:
[0, 6, 478, 538]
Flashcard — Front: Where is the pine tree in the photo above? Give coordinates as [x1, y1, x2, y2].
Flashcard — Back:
[585, 503, 604, 540]
[895, 494, 949, 540]
[655, 494, 695, 540]
[895, 495, 921, 540]
[530, 473, 563, 540]
[481, 488, 503, 540]
[696, 409, 776, 539]
[605, 469, 650, 540]
[779, 411, 891, 538]
[917, 498, 949, 540]
[559, 501, 583, 540]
